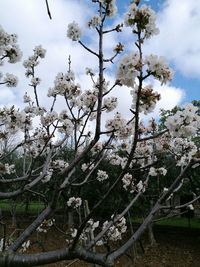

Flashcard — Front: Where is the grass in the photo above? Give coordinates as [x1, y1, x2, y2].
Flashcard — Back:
[155, 217, 200, 229]
[0, 200, 45, 214]
[134, 216, 200, 229]
[1, 201, 200, 229]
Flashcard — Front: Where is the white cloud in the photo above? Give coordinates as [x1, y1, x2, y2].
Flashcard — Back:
[150, 80, 185, 115]
[0, 88, 16, 107]
[144, 0, 200, 78]
[0, 0, 96, 108]
[0, 0, 186, 120]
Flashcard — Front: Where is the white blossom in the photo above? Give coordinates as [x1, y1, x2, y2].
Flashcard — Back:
[105, 112, 134, 139]
[81, 163, 94, 172]
[145, 54, 173, 84]
[165, 103, 200, 138]
[41, 169, 53, 183]
[51, 159, 69, 170]
[149, 167, 167, 176]
[97, 170, 109, 182]
[33, 45, 46, 58]
[99, 0, 117, 17]
[88, 16, 101, 28]
[187, 204, 194, 211]
[102, 215, 127, 242]
[4, 163, 15, 174]
[67, 197, 82, 208]
[40, 111, 58, 126]
[31, 77, 41, 86]
[169, 138, 197, 167]
[3, 73, 18, 87]
[67, 21, 82, 41]
[131, 84, 160, 114]
[137, 180, 146, 193]
[124, 3, 159, 38]
[116, 52, 140, 87]
[23, 92, 31, 103]
[122, 173, 135, 192]
[21, 240, 30, 252]
[103, 96, 118, 112]
[36, 219, 55, 233]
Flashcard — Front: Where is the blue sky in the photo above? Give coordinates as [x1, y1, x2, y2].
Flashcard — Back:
[117, 0, 200, 104]
[0, 0, 199, 119]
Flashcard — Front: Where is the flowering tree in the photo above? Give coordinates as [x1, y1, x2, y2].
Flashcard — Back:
[0, 0, 200, 266]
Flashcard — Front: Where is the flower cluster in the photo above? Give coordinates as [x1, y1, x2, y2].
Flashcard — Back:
[78, 90, 97, 111]
[88, 15, 101, 28]
[67, 197, 82, 208]
[41, 111, 58, 126]
[169, 138, 197, 167]
[131, 84, 160, 114]
[23, 45, 46, 77]
[97, 170, 109, 182]
[134, 141, 154, 167]
[165, 103, 200, 137]
[103, 96, 118, 112]
[68, 219, 99, 243]
[84, 219, 99, 234]
[124, 3, 159, 39]
[108, 154, 128, 169]
[145, 54, 173, 84]
[149, 167, 167, 177]
[81, 162, 94, 172]
[30, 77, 41, 86]
[116, 52, 140, 87]
[0, 25, 22, 88]
[91, 142, 103, 154]
[48, 71, 81, 100]
[99, 0, 117, 17]
[102, 215, 127, 242]
[122, 173, 135, 192]
[105, 112, 134, 139]
[0, 106, 32, 134]
[23, 127, 49, 158]
[41, 169, 53, 183]
[36, 219, 55, 233]
[58, 110, 74, 136]
[136, 180, 146, 193]
[3, 73, 18, 87]
[0, 25, 22, 65]
[21, 240, 30, 252]
[67, 21, 82, 41]
[4, 163, 15, 174]
[51, 159, 69, 170]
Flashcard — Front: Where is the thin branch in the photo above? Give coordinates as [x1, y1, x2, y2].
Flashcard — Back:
[45, 0, 52, 19]
[78, 41, 99, 58]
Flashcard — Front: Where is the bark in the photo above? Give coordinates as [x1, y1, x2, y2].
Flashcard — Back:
[0, 247, 108, 267]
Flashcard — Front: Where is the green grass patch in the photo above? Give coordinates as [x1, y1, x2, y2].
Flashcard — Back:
[0, 200, 45, 214]
[155, 217, 200, 229]
[134, 217, 200, 229]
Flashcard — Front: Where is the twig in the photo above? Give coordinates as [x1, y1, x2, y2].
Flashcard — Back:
[66, 259, 80, 266]
[45, 0, 52, 19]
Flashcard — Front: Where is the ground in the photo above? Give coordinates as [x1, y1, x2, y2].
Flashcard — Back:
[33, 224, 200, 267]
[1, 216, 200, 267]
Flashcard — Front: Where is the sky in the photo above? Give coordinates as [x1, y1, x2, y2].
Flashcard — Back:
[0, 0, 200, 121]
